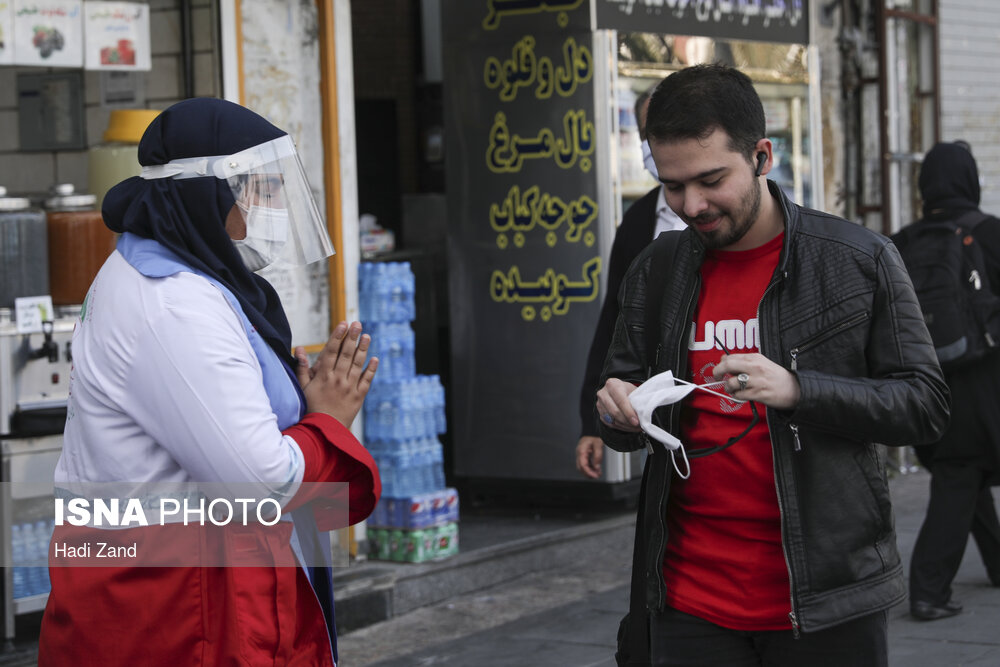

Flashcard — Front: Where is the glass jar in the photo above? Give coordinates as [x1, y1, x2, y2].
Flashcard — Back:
[44, 184, 114, 306]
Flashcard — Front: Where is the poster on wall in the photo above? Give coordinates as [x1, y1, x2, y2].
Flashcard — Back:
[84, 1, 150, 70]
[0, 1, 13, 65]
[240, 0, 330, 348]
[12, 0, 83, 67]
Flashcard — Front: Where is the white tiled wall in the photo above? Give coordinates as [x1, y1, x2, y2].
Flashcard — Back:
[0, 1, 219, 200]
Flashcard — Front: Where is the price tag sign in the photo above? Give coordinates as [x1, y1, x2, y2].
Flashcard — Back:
[15, 296, 55, 334]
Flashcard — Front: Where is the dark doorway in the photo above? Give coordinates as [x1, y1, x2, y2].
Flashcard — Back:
[355, 99, 402, 240]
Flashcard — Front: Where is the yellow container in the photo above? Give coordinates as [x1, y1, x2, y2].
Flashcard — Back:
[87, 109, 161, 210]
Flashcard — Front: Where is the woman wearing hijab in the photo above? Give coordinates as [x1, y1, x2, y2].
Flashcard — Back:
[38, 98, 380, 665]
[906, 141, 1000, 621]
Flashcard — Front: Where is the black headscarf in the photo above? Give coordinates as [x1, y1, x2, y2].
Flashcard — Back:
[102, 97, 298, 369]
[918, 141, 981, 219]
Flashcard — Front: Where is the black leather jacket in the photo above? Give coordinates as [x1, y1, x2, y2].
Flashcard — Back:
[600, 182, 950, 633]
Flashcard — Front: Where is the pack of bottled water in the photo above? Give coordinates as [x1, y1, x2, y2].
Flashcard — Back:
[364, 375, 447, 441]
[366, 436, 447, 498]
[358, 261, 416, 324]
[363, 323, 416, 382]
[10, 519, 54, 599]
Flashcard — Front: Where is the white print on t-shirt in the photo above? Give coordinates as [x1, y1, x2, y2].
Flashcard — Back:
[689, 318, 759, 353]
[695, 362, 743, 414]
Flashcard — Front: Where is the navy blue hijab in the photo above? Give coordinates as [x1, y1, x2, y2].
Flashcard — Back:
[102, 98, 298, 370]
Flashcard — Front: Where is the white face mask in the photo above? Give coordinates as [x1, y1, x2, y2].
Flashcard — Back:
[233, 205, 289, 272]
[628, 370, 746, 480]
[641, 140, 659, 182]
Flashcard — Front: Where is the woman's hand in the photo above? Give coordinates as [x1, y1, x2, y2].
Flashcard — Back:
[296, 321, 378, 428]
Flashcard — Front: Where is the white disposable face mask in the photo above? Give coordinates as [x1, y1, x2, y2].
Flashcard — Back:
[233, 205, 289, 272]
[642, 140, 659, 182]
[628, 370, 744, 479]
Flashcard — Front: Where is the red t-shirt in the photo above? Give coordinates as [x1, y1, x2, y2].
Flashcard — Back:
[662, 232, 792, 631]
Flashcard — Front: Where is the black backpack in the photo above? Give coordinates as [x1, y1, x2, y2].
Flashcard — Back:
[891, 210, 1000, 371]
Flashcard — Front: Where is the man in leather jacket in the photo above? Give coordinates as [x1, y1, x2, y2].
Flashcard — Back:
[596, 64, 950, 667]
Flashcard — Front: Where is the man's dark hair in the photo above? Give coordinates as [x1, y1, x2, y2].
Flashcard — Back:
[646, 63, 765, 161]
[633, 86, 654, 140]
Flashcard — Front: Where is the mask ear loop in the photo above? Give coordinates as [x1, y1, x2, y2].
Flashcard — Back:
[662, 337, 753, 475]
[670, 445, 691, 479]
[673, 377, 747, 404]
[662, 378, 748, 477]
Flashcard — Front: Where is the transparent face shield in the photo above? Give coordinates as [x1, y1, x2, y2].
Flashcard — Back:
[140, 135, 335, 268]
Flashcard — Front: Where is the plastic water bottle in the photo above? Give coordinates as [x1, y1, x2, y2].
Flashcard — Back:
[378, 448, 399, 497]
[376, 264, 391, 322]
[11, 523, 27, 599]
[423, 438, 440, 492]
[399, 381, 415, 439]
[402, 325, 416, 378]
[419, 377, 435, 437]
[403, 263, 416, 321]
[408, 440, 424, 496]
[430, 438, 445, 489]
[358, 262, 371, 322]
[387, 326, 404, 381]
[410, 438, 427, 494]
[389, 263, 405, 321]
[431, 375, 447, 434]
[38, 520, 52, 593]
[405, 441, 421, 496]
[411, 377, 425, 437]
[26, 520, 50, 595]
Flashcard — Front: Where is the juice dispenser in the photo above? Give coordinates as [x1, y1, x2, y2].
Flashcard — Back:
[44, 184, 114, 306]
[87, 109, 160, 210]
[0, 186, 49, 309]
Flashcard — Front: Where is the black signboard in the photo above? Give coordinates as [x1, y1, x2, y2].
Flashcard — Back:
[595, 0, 809, 45]
[443, 0, 605, 482]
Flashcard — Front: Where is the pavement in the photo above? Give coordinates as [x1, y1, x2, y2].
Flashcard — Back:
[3, 466, 999, 666]
[337, 467, 1000, 667]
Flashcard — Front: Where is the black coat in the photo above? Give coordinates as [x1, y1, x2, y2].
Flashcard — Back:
[912, 142, 1000, 475]
[578, 186, 660, 438]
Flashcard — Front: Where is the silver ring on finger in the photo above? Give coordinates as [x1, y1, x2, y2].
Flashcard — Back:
[601, 413, 614, 425]
[737, 373, 749, 392]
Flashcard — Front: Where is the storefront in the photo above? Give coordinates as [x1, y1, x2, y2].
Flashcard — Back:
[442, 0, 819, 498]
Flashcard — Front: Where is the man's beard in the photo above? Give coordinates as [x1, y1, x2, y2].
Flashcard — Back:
[686, 176, 762, 250]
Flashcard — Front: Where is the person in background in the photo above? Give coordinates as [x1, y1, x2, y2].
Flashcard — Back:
[39, 98, 380, 666]
[907, 141, 1000, 621]
[597, 64, 949, 666]
[576, 85, 686, 478]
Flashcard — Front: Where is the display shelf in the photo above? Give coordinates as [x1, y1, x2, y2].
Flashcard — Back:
[12, 593, 48, 615]
[2, 435, 62, 642]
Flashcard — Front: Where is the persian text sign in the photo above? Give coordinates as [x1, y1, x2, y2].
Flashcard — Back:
[595, 0, 809, 45]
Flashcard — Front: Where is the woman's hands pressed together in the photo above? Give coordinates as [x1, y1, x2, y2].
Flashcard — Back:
[296, 321, 378, 428]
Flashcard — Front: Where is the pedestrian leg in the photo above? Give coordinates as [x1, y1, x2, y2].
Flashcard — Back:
[909, 462, 981, 606]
